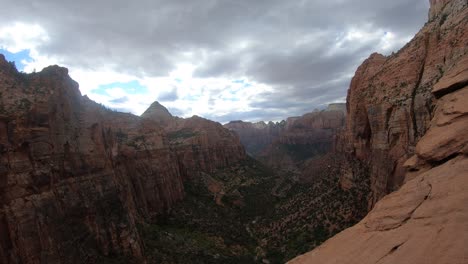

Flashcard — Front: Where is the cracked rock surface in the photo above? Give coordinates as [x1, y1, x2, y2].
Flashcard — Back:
[289, 156, 468, 264]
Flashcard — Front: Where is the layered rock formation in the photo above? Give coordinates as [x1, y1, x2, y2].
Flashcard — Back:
[260, 108, 345, 170]
[0, 58, 246, 263]
[225, 105, 346, 170]
[142, 103, 246, 179]
[289, 0, 468, 263]
[224, 120, 285, 156]
[339, 0, 467, 206]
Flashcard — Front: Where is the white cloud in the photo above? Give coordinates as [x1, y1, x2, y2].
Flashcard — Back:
[0, 23, 49, 53]
[0, 0, 429, 122]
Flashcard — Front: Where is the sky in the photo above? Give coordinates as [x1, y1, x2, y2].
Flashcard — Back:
[0, 0, 429, 123]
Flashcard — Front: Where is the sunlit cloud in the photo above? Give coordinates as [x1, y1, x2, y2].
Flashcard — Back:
[0, 0, 429, 123]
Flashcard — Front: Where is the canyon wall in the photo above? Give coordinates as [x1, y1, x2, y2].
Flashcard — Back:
[289, 0, 468, 263]
[0, 59, 246, 263]
[225, 105, 346, 170]
[142, 102, 246, 179]
[339, 0, 467, 205]
[224, 120, 286, 156]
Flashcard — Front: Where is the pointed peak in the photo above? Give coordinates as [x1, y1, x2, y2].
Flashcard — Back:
[141, 101, 173, 121]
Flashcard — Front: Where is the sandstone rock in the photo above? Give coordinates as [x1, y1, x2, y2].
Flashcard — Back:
[225, 106, 346, 171]
[166, 115, 246, 179]
[0, 56, 247, 263]
[433, 55, 468, 97]
[416, 87, 468, 162]
[429, 0, 451, 20]
[341, 0, 468, 206]
[429, 0, 466, 21]
[224, 120, 285, 156]
[140, 101, 173, 124]
[288, 156, 468, 264]
[288, 2, 468, 263]
[326, 103, 346, 113]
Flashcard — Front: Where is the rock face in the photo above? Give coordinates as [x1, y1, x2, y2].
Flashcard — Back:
[288, 1, 468, 263]
[260, 108, 345, 170]
[141, 103, 246, 179]
[161, 115, 246, 179]
[225, 105, 346, 170]
[141, 101, 173, 125]
[0, 58, 246, 263]
[340, 0, 468, 206]
[224, 120, 286, 156]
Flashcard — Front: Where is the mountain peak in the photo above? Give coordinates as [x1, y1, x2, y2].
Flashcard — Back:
[141, 101, 173, 122]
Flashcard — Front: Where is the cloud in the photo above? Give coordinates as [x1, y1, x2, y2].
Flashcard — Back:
[109, 96, 129, 104]
[158, 87, 179, 102]
[0, 0, 429, 123]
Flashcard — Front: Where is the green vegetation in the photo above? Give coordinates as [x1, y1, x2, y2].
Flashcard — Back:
[139, 155, 370, 263]
[115, 130, 128, 143]
[439, 13, 448, 26]
[280, 142, 330, 162]
[126, 135, 147, 149]
[16, 98, 32, 111]
[140, 223, 254, 264]
[167, 129, 199, 140]
[139, 158, 276, 263]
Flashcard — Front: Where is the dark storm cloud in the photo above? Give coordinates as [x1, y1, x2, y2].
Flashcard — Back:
[158, 88, 179, 102]
[0, 0, 429, 121]
[167, 107, 185, 117]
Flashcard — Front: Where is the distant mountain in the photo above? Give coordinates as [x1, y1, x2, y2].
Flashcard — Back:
[225, 104, 346, 170]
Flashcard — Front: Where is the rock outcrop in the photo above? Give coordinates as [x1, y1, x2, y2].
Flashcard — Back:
[289, 84, 468, 262]
[141, 101, 173, 125]
[288, 1, 468, 263]
[339, 0, 467, 206]
[259, 106, 346, 170]
[141, 103, 246, 179]
[224, 120, 286, 156]
[225, 105, 346, 170]
[0, 57, 246, 263]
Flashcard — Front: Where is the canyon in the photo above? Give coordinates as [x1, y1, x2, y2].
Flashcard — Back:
[0, 57, 369, 263]
[0, 0, 467, 263]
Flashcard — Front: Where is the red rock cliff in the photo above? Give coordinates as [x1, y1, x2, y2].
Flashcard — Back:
[224, 120, 286, 156]
[288, 0, 468, 263]
[259, 108, 346, 170]
[225, 105, 346, 169]
[142, 103, 246, 179]
[0, 57, 246, 263]
[340, 0, 467, 206]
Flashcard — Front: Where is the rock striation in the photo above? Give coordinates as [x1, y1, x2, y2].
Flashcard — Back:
[260, 108, 346, 170]
[225, 105, 346, 170]
[338, 0, 468, 206]
[0, 58, 246, 263]
[224, 120, 286, 156]
[140, 102, 246, 179]
[288, 0, 468, 263]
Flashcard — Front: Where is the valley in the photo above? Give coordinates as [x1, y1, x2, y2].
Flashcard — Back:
[0, 0, 467, 263]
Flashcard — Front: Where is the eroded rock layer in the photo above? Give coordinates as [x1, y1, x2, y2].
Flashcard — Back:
[289, 0, 468, 263]
[339, 0, 468, 205]
[225, 105, 346, 170]
[0, 59, 246, 263]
